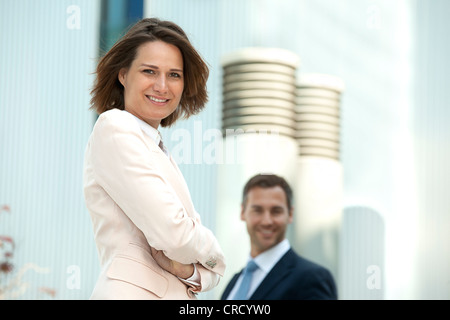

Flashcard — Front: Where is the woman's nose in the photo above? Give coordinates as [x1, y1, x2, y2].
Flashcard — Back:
[153, 74, 168, 94]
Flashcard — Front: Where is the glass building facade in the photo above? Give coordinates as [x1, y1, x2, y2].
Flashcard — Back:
[0, 0, 449, 300]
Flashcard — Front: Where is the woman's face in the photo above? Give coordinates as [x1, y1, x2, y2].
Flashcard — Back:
[119, 40, 184, 129]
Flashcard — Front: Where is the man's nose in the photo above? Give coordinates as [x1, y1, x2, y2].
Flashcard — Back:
[260, 211, 273, 225]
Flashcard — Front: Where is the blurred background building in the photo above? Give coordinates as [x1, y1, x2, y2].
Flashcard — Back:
[0, 0, 449, 300]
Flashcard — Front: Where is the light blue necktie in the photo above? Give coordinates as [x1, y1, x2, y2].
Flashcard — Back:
[234, 260, 258, 300]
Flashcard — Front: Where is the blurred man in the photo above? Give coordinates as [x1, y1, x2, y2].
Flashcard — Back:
[221, 174, 337, 300]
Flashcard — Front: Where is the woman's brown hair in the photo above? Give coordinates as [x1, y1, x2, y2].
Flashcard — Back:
[90, 18, 209, 127]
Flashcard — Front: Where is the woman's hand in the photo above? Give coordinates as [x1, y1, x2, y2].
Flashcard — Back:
[150, 247, 194, 279]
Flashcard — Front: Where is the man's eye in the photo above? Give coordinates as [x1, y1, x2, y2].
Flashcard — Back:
[272, 209, 283, 215]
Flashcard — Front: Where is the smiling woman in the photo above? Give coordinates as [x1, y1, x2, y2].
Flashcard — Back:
[84, 18, 225, 300]
[90, 17, 209, 127]
[118, 40, 185, 128]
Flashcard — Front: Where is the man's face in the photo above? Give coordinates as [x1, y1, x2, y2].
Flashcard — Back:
[241, 186, 293, 257]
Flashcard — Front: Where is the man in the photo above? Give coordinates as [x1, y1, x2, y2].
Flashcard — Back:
[221, 174, 337, 300]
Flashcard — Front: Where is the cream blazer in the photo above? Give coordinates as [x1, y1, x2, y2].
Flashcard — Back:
[83, 109, 225, 299]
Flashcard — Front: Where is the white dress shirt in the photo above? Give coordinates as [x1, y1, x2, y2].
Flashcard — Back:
[126, 111, 200, 287]
[126, 111, 169, 156]
[226, 239, 291, 299]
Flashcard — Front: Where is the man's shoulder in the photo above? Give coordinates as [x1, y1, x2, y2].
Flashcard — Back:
[283, 249, 332, 274]
[264, 249, 338, 299]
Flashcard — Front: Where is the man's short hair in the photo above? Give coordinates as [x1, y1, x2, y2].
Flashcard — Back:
[242, 174, 293, 210]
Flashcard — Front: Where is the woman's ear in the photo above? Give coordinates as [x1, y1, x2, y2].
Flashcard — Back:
[118, 68, 127, 87]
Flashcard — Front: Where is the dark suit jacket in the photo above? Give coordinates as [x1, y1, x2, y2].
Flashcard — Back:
[221, 249, 337, 300]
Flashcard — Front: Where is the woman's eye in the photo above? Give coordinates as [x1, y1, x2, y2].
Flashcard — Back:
[169, 72, 181, 78]
[143, 69, 155, 74]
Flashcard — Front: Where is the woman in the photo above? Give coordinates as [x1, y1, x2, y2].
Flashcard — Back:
[83, 18, 225, 299]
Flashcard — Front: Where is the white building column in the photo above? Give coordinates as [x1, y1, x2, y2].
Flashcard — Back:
[293, 74, 345, 281]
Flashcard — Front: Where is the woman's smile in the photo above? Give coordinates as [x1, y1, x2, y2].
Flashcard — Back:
[146, 94, 170, 105]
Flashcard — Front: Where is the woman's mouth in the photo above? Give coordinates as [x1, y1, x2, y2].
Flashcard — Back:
[146, 95, 169, 104]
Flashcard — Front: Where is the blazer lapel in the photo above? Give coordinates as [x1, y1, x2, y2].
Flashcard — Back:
[249, 249, 296, 300]
[168, 155, 196, 214]
[141, 132, 196, 217]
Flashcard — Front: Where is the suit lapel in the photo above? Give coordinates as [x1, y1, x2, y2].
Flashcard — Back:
[140, 132, 196, 217]
[221, 273, 241, 299]
[168, 155, 196, 214]
[249, 249, 296, 300]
